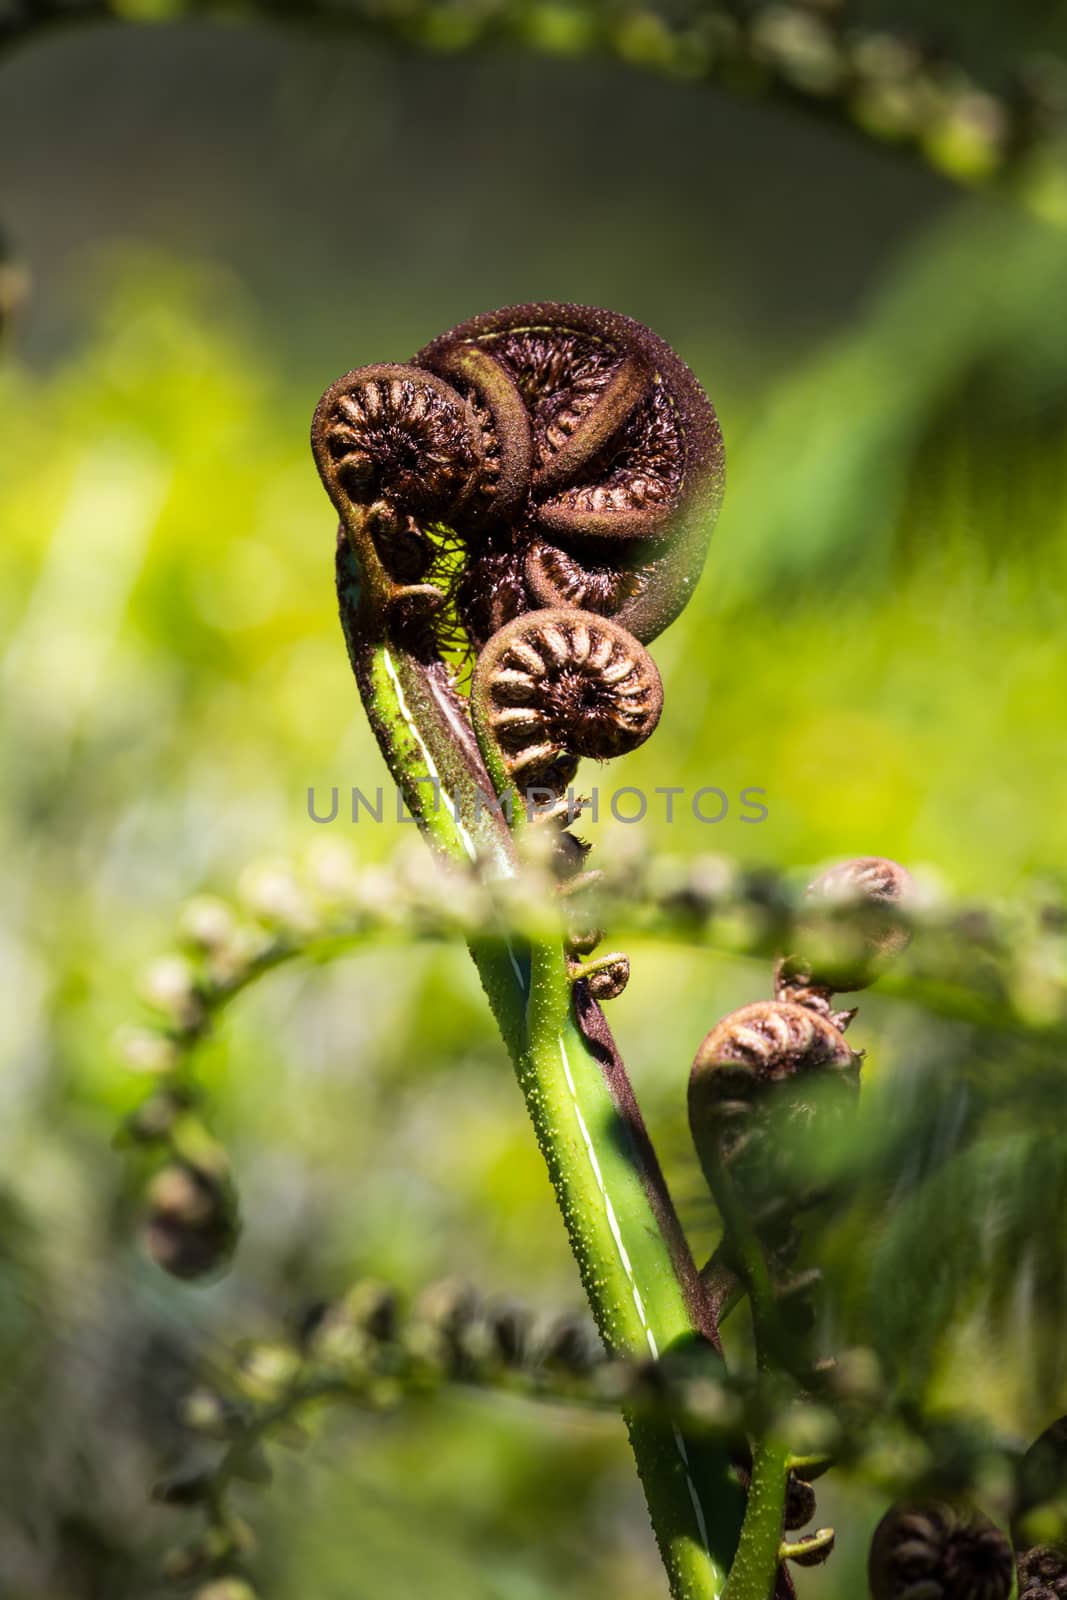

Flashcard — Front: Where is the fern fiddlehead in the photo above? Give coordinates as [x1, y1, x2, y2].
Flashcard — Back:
[311, 360, 514, 872]
[776, 855, 917, 1020]
[312, 304, 744, 1598]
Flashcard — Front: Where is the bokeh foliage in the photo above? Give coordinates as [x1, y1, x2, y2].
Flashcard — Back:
[1, 12, 1067, 1599]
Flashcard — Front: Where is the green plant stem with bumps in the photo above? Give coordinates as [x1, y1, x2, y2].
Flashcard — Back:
[336, 564, 745, 1590]
[722, 1435, 793, 1600]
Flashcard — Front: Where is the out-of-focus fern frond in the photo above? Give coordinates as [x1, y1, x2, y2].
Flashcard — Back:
[826, 1124, 1067, 1410]
[154, 1278, 747, 1593]
[116, 848, 1067, 1438]
[3, 0, 1067, 226]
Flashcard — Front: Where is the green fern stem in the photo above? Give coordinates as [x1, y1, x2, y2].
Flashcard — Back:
[339, 545, 745, 1596]
[720, 1433, 792, 1600]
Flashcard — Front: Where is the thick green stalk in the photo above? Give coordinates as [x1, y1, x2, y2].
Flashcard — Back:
[522, 927, 743, 1596]
[720, 1434, 791, 1600]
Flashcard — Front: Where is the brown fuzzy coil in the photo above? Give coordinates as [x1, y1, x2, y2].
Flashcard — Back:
[313, 363, 485, 523]
[868, 1502, 1014, 1600]
[313, 304, 724, 653]
[778, 855, 916, 1000]
[474, 608, 663, 785]
[688, 999, 860, 1164]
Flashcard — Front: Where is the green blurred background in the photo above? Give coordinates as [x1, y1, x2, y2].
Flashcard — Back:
[1, 10, 1066, 1598]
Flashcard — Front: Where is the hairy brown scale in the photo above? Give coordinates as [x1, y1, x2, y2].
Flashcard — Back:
[468, 397, 503, 504]
[544, 382, 683, 519]
[455, 535, 528, 649]
[487, 327, 619, 423]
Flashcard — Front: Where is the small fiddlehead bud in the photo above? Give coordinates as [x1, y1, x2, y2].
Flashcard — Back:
[782, 1526, 836, 1567]
[778, 855, 916, 1006]
[551, 829, 593, 882]
[142, 1161, 238, 1281]
[570, 952, 631, 1001]
[688, 1001, 860, 1355]
[785, 1473, 818, 1532]
[1016, 1546, 1067, 1598]
[313, 363, 484, 524]
[471, 608, 663, 789]
[312, 363, 486, 616]
[867, 1502, 1014, 1600]
[689, 999, 860, 1173]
